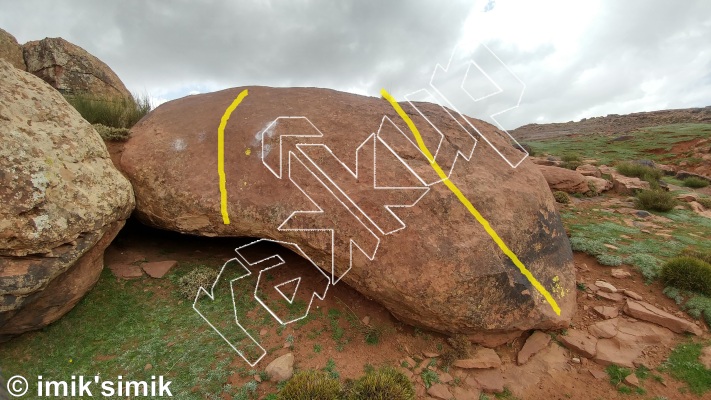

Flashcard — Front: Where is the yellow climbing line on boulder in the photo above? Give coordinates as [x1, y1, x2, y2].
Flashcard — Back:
[218, 89, 249, 224]
[380, 88, 561, 316]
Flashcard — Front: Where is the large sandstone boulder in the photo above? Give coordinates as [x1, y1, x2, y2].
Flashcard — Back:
[120, 86, 575, 338]
[22, 37, 131, 99]
[0, 28, 24, 70]
[0, 59, 134, 340]
[537, 165, 590, 194]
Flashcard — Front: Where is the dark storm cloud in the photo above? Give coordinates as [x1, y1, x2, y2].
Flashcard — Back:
[1, 0, 709, 127]
[1, 0, 471, 99]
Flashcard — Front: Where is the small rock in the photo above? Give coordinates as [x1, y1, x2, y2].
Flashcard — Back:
[423, 351, 440, 358]
[403, 356, 417, 368]
[589, 369, 607, 380]
[452, 386, 481, 400]
[471, 368, 504, 393]
[624, 374, 640, 387]
[595, 280, 617, 293]
[259, 328, 268, 336]
[109, 264, 144, 279]
[144, 363, 152, 371]
[254, 374, 261, 382]
[611, 268, 631, 279]
[427, 383, 453, 399]
[571, 357, 581, 364]
[361, 316, 370, 325]
[517, 331, 551, 365]
[141, 260, 178, 278]
[559, 329, 597, 358]
[265, 353, 294, 382]
[438, 372, 453, 384]
[588, 318, 619, 339]
[623, 299, 702, 336]
[453, 348, 501, 369]
[604, 244, 619, 250]
[593, 306, 619, 319]
[623, 290, 643, 301]
[635, 210, 652, 218]
[597, 291, 625, 302]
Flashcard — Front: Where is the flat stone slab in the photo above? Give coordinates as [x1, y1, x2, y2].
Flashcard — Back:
[141, 260, 178, 278]
[109, 263, 144, 279]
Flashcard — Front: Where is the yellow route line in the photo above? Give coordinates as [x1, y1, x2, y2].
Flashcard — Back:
[218, 89, 249, 224]
[380, 88, 561, 316]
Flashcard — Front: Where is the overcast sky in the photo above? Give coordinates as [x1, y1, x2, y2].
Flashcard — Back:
[2, 0, 710, 128]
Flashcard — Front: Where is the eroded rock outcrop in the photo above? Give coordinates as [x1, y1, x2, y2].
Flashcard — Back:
[23, 37, 131, 99]
[0, 59, 134, 340]
[0, 28, 24, 70]
[120, 86, 575, 339]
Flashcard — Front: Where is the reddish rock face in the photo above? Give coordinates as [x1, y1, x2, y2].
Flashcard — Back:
[0, 28, 25, 70]
[537, 165, 590, 194]
[120, 86, 576, 337]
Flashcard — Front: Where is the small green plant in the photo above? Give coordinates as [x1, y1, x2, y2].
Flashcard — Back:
[635, 190, 677, 212]
[596, 254, 622, 267]
[177, 266, 218, 300]
[92, 123, 131, 141]
[659, 342, 711, 395]
[683, 176, 710, 188]
[605, 364, 631, 385]
[277, 370, 343, 400]
[313, 343, 322, 353]
[323, 358, 339, 379]
[569, 237, 607, 256]
[682, 248, 711, 265]
[345, 366, 415, 400]
[698, 198, 711, 209]
[65, 92, 151, 129]
[684, 294, 711, 325]
[561, 153, 582, 170]
[615, 162, 662, 182]
[420, 369, 439, 389]
[576, 282, 587, 291]
[659, 257, 711, 296]
[624, 253, 662, 281]
[553, 191, 570, 204]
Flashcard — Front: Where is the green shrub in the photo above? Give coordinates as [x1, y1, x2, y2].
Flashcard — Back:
[278, 371, 343, 400]
[177, 266, 218, 300]
[682, 249, 711, 265]
[616, 162, 663, 182]
[65, 92, 151, 129]
[684, 294, 711, 325]
[659, 257, 711, 296]
[625, 253, 662, 281]
[93, 123, 131, 141]
[596, 254, 622, 267]
[553, 191, 570, 204]
[345, 367, 415, 400]
[683, 177, 710, 188]
[635, 190, 677, 212]
[698, 198, 711, 209]
[569, 237, 606, 256]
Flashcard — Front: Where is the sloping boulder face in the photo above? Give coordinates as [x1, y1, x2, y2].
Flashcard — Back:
[0, 59, 134, 339]
[22, 37, 131, 99]
[121, 86, 575, 337]
[0, 28, 25, 70]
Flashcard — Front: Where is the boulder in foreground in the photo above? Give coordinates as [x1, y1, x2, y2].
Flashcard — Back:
[120, 86, 575, 339]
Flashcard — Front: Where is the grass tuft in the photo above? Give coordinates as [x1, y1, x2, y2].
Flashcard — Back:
[553, 191, 570, 204]
[660, 257, 711, 296]
[660, 342, 711, 395]
[683, 177, 710, 188]
[277, 370, 343, 400]
[65, 92, 151, 129]
[345, 366, 415, 400]
[616, 162, 663, 182]
[635, 190, 677, 212]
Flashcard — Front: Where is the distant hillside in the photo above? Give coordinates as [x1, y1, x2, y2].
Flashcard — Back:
[512, 106, 711, 141]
